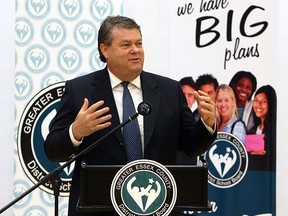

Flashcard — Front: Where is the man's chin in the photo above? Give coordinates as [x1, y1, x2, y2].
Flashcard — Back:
[130, 66, 143, 74]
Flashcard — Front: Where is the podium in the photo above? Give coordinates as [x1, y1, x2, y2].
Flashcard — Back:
[77, 159, 211, 214]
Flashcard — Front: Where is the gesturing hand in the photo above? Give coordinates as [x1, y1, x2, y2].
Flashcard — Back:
[194, 90, 216, 128]
[72, 98, 112, 141]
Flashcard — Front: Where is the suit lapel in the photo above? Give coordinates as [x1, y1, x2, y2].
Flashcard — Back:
[141, 72, 160, 148]
[90, 68, 123, 143]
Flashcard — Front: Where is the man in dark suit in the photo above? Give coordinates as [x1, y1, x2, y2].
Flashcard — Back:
[44, 15, 217, 216]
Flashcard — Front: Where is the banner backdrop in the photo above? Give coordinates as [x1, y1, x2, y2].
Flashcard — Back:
[169, 0, 277, 215]
[14, 0, 123, 215]
[14, 0, 277, 215]
[124, 0, 277, 215]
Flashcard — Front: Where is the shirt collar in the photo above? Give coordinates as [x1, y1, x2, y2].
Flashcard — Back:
[107, 69, 141, 90]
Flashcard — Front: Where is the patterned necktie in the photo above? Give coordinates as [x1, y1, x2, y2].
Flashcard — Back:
[121, 81, 142, 162]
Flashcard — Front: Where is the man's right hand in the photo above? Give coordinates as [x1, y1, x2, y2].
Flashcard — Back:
[72, 98, 112, 141]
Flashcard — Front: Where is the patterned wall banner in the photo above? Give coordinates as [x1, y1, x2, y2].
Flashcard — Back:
[15, 0, 123, 215]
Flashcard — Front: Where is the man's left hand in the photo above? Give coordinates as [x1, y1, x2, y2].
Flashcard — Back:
[194, 90, 216, 128]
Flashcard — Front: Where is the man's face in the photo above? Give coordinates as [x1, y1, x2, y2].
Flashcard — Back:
[100, 27, 144, 81]
[199, 83, 216, 101]
[181, 85, 196, 108]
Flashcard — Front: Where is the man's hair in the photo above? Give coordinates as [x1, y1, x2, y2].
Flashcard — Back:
[98, 15, 141, 63]
[180, 76, 197, 90]
[196, 74, 219, 90]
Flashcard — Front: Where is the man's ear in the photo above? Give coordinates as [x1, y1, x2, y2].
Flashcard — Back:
[100, 43, 108, 59]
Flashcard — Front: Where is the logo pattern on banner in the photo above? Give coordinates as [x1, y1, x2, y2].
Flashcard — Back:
[205, 132, 248, 188]
[58, 0, 82, 21]
[15, 1, 123, 215]
[15, 72, 33, 100]
[74, 20, 98, 48]
[13, 180, 32, 209]
[41, 19, 66, 47]
[57, 46, 82, 74]
[15, 18, 34, 46]
[25, 0, 50, 19]
[90, 0, 114, 21]
[25, 45, 50, 73]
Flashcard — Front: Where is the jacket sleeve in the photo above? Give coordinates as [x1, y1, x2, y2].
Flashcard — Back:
[44, 81, 79, 162]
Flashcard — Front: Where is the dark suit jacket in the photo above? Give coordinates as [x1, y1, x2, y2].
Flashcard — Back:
[44, 67, 216, 216]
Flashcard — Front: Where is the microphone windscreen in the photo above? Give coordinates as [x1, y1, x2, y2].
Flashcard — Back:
[137, 101, 151, 116]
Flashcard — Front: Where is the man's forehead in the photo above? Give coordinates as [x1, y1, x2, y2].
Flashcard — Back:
[111, 27, 142, 40]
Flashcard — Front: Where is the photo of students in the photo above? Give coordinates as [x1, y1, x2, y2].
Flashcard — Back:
[179, 76, 198, 112]
[247, 85, 277, 171]
[215, 84, 246, 144]
[229, 71, 257, 132]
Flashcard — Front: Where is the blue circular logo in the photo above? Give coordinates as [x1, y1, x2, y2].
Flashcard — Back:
[41, 19, 66, 47]
[205, 132, 248, 188]
[23, 205, 48, 216]
[111, 159, 177, 216]
[41, 72, 65, 89]
[13, 180, 32, 209]
[58, 0, 82, 21]
[15, 17, 34, 46]
[89, 48, 106, 71]
[15, 71, 33, 101]
[18, 82, 73, 196]
[90, 0, 113, 21]
[74, 20, 98, 48]
[25, 0, 50, 20]
[58, 45, 82, 74]
[25, 45, 50, 73]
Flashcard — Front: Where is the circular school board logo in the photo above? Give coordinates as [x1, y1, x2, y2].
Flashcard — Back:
[204, 132, 248, 188]
[111, 159, 177, 216]
[18, 82, 74, 196]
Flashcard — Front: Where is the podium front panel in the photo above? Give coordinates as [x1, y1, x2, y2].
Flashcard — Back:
[78, 162, 211, 212]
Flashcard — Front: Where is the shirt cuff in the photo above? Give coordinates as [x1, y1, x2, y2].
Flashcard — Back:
[69, 124, 83, 147]
[201, 117, 216, 135]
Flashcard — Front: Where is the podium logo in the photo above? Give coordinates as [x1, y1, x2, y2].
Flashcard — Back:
[205, 132, 248, 188]
[111, 159, 177, 216]
[18, 82, 74, 196]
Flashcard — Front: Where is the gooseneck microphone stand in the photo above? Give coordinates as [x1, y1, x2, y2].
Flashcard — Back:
[0, 110, 144, 215]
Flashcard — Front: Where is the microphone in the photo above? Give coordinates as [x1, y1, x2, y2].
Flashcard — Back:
[137, 101, 151, 116]
[129, 101, 152, 121]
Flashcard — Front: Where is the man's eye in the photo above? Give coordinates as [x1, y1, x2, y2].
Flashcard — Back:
[121, 43, 130, 48]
